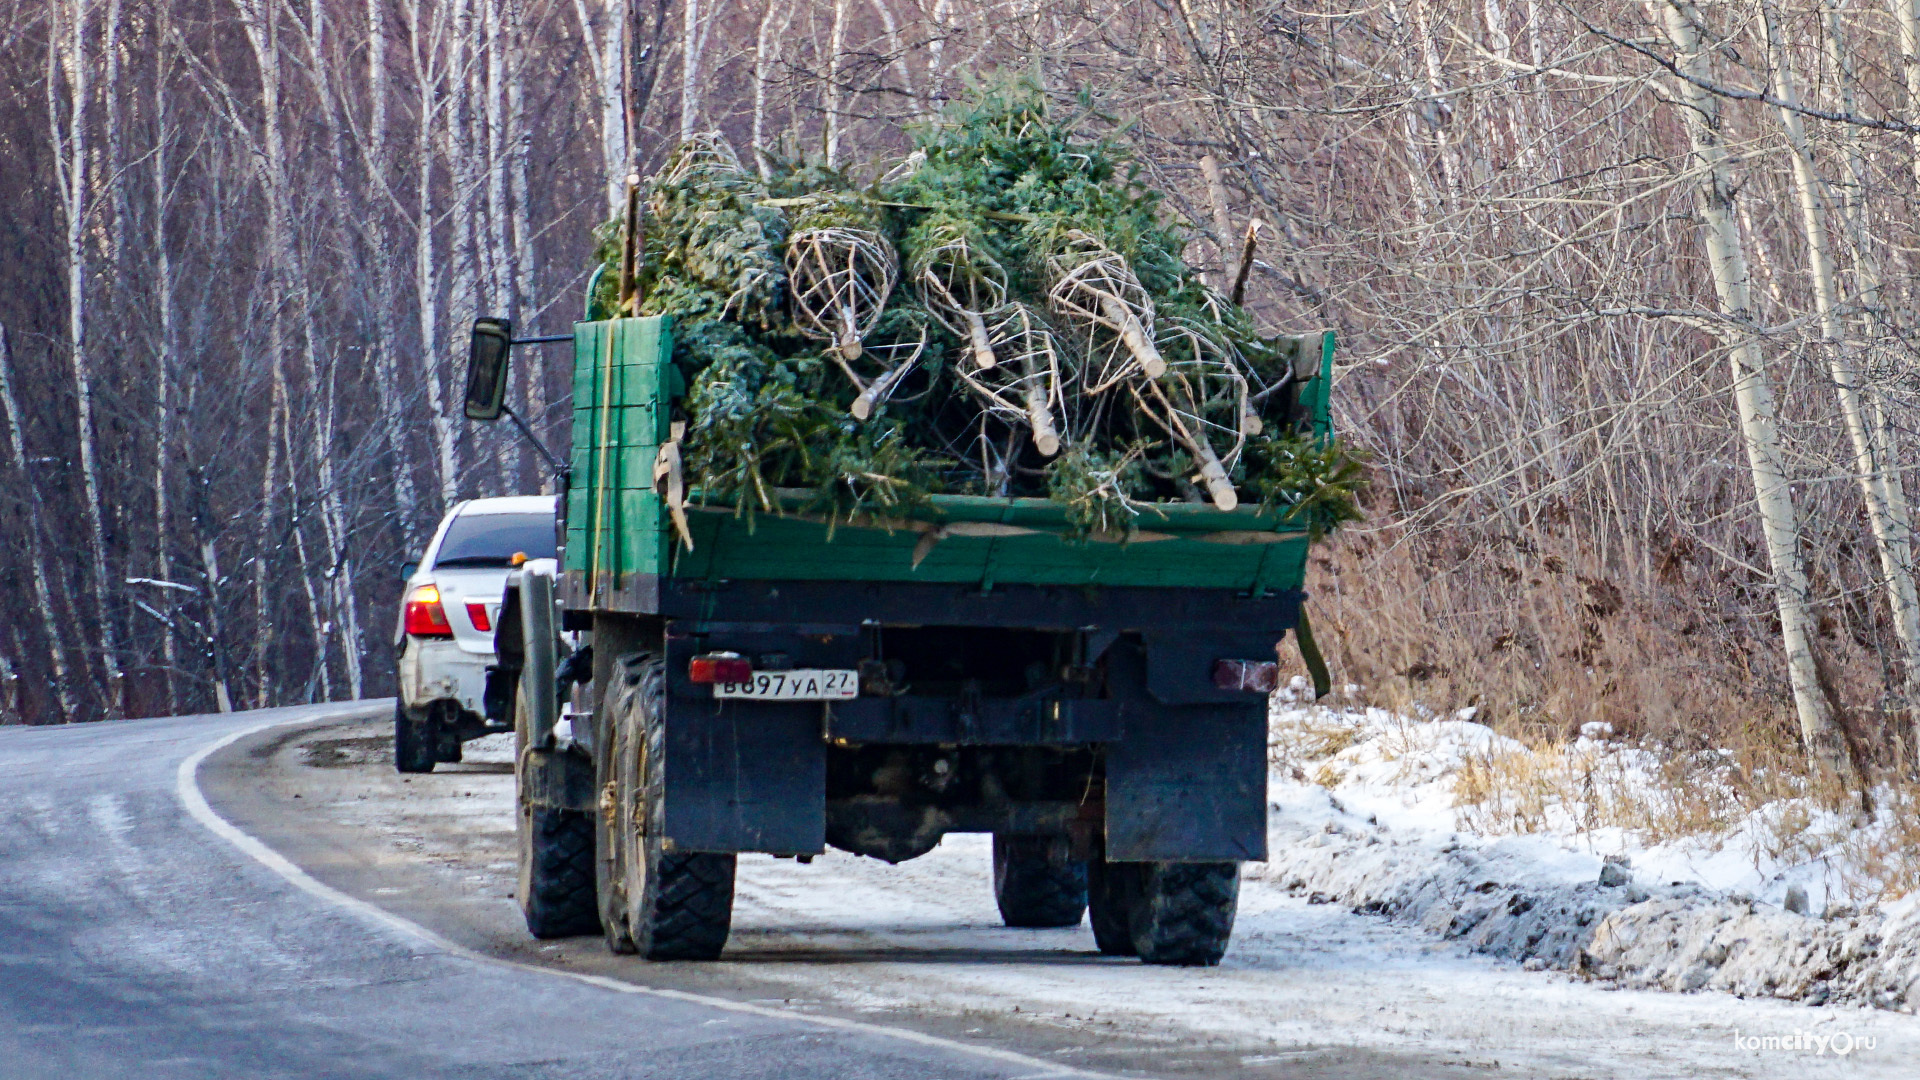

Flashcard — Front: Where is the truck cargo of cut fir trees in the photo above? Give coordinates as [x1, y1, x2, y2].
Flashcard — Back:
[465, 87, 1363, 967]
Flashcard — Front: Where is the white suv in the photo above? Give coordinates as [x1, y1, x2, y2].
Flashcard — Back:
[394, 495, 556, 772]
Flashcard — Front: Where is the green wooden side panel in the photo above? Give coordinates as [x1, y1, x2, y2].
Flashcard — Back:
[565, 316, 674, 584]
[1307, 329, 1336, 440]
[565, 317, 1325, 598]
[666, 506, 1309, 594]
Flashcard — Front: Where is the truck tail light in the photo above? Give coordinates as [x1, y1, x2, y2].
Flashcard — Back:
[688, 652, 752, 684]
[466, 602, 492, 632]
[1213, 658, 1278, 693]
[404, 585, 454, 638]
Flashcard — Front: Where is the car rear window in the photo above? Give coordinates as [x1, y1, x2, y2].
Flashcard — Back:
[432, 512, 555, 568]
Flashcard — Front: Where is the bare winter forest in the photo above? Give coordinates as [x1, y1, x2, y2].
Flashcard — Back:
[7, 0, 1920, 787]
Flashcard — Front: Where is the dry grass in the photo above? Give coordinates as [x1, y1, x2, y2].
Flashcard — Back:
[1451, 738, 1767, 845]
[1287, 518, 1920, 902]
[1303, 514, 1916, 772]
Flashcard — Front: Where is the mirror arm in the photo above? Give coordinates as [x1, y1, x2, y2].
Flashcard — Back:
[500, 403, 567, 479]
[511, 334, 573, 345]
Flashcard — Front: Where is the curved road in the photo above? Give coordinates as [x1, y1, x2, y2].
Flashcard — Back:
[6, 706, 1914, 1080]
[0, 706, 1070, 1080]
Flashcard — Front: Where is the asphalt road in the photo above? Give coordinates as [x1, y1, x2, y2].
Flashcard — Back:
[10, 705, 1903, 1080]
[0, 706, 1081, 1080]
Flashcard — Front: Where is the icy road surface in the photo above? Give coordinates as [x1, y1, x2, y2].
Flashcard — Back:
[196, 711, 1919, 1079]
[0, 706, 1108, 1080]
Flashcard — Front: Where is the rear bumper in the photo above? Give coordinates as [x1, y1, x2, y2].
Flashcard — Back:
[397, 638, 492, 718]
[592, 581, 1291, 864]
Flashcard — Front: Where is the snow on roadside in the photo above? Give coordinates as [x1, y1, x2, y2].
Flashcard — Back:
[1260, 690, 1920, 1011]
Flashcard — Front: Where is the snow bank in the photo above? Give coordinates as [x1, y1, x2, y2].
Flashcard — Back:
[1260, 693, 1920, 1012]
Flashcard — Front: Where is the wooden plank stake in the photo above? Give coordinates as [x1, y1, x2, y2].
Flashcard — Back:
[618, 173, 642, 313]
[1230, 220, 1262, 307]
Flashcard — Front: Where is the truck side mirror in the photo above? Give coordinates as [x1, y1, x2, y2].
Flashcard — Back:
[464, 317, 513, 421]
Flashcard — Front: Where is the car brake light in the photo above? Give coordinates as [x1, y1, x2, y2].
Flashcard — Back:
[466, 602, 492, 632]
[404, 585, 453, 638]
[1214, 659, 1278, 693]
[688, 652, 752, 684]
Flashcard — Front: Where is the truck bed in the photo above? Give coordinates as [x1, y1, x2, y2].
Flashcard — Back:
[560, 316, 1332, 612]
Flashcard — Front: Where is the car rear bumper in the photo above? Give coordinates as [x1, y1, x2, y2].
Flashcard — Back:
[397, 638, 492, 718]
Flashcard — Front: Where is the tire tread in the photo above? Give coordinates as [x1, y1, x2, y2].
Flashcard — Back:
[1132, 862, 1239, 967]
[993, 835, 1087, 929]
[523, 806, 601, 938]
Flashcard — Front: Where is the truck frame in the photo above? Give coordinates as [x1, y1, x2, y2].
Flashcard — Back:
[473, 314, 1335, 966]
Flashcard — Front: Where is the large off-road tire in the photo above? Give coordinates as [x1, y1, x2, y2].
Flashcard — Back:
[515, 677, 600, 939]
[393, 700, 436, 774]
[992, 835, 1087, 928]
[1129, 862, 1240, 967]
[603, 653, 736, 961]
[516, 800, 600, 938]
[1087, 859, 1140, 956]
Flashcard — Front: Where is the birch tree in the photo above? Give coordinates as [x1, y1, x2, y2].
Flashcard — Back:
[47, 0, 125, 719]
[1760, 0, 1920, 746]
[0, 326, 75, 721]
[1651, 0, 1853, 778]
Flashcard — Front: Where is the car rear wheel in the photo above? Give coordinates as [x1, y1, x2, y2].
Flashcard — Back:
[393, 700, 436, 774]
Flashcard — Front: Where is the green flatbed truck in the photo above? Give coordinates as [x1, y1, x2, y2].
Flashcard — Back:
[471, 313, 1336, 967]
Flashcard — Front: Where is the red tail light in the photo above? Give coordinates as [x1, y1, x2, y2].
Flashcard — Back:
[1214, 659, 1278, 693]
[688, 652, 752, 684]
[404, 585, 453, 638]
[466, 602, 492, 632]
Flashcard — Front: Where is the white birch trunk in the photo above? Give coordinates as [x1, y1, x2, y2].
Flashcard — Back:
[1894, 0, 1920, 188]
[573, 0, 629, 214]
[0, 636, 18, 725]
[505, 0, 543, 485]
[302, 0, 372, 698]
[152, 39, 180, 715]
[866, 0, 915, 115]
[50, 0, 125, 719]
[681, 0, 704, 137]
[0, 326, 77, 721]
[411, 0, 458, 505]
[825, 0, 852, 166]
[200, 537, 235, 714]
[1410, 0, 1462, 206]
[479, 0, 521, 483]
[752, 0, 795, 176]
[1198, 153, 1237, 288]
[1764, 2, 1920, 739]
[365, 0, 422, 538]
[238, 0, 290, 707]
[282, 422, 333, 702]
[1652, 0, 1853, 778]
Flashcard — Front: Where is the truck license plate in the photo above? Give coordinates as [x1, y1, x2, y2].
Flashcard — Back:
[714, 669, 859, 700]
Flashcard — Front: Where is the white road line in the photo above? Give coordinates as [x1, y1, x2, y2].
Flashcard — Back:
[174, 707, 1119, 1080]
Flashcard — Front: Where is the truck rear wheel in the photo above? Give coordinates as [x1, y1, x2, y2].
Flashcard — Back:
[992, 835, 1087, 928]
[393, 700, 436, 773]
[604, 654, 736, 961]
[594, 715, 637, 956]
[1130, 862, 1239, 967]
